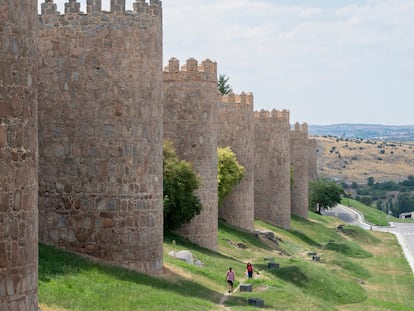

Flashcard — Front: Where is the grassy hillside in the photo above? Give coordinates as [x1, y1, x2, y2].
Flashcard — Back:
[315, 136, 414, 184]
[39, 213, 414, 311]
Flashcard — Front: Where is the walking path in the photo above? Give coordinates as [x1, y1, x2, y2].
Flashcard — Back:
[325, 205, 414, 273]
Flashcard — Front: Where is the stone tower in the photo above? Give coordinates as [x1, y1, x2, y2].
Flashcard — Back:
[254, 109, 291, 229]
[0, 0, 39, 309]
[37, 0, 164, 272]
[308, 138, 318, 182]
[163, 58, 219, 250]
[290, 122, 310, 219]
[218, 93, 255, 231]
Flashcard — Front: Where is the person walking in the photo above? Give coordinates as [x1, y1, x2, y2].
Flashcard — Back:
[246, 263, 253, 279]
[226, 267, 235, 293]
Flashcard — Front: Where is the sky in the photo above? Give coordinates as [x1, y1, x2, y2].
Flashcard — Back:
[41, 0, 414, 125]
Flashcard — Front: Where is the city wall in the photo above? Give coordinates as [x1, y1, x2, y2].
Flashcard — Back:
[218, 93, 255, 231]
[291, 122, 310, 219]
[0, 0, 39, 309]
[254, 110, 291, 229]
[163, 58, 219, 250]
[0, 2, 319, 309]
[36, 0, 164, 272]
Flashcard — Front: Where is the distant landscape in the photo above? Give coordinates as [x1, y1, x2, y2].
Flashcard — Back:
[309, 124, 414, 142]
[312, 125, 414, 216]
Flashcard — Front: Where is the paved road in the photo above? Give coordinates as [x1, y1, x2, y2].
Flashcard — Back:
[324, 205, 414, 274]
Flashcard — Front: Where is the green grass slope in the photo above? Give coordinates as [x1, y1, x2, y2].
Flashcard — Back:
[39, 213, 414, 311]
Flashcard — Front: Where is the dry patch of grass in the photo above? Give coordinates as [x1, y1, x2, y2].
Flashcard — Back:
[315, 136, 414, 183]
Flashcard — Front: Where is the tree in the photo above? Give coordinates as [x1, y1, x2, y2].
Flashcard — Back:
[217, 74, 233, 95]
[309, 180, 344, 214]
[217, 147, 245, 205]
[163, 140, 202, 231]
[367, 176, 375, 186]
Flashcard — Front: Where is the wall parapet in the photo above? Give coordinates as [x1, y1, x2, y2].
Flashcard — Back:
[40, 0, 161, 16]
[292, 122, 308, 135]
[220, 92, 253, 110]
[254, 109, 290, 125]
[163, 57, 217, 82]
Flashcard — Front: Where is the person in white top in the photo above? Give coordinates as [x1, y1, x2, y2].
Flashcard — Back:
[226, 267, 235, 293]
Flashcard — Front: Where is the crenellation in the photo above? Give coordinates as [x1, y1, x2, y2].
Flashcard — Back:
[65, 0, 81, 14]
[218, 92, 255, 231]
[254, 107, 291, 229]
[111, 0, 126, 12]
[87, 0, 102, 13]
[163, 57, 217, 82]
[39, 0, 161, 16]
[41, 0, 58, 15]
[221, 92, 253, 110]
[0, 3, 318, 307]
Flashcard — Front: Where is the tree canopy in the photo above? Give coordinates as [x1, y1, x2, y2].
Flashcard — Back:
[217, 147, 245, 205]
[163, 140, 202, 231]
[217, 74, 233, 95]
[309, 180, 344, 214]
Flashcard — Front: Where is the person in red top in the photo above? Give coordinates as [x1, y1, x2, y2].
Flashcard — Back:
[226, 267, 235, 293]
[246, 263, 253, 279]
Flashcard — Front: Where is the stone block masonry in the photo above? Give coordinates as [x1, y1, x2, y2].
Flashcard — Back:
[254, 110, 291, 229]
[218, 93, 255, 231]
[163, 58, 219, 250]
[291, 122, 310, 219]
[37, 0, 164, 273]
[0, 0, 39, 310]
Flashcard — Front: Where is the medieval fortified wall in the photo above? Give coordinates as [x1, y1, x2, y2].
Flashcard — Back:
[163, 58, 219, 250]
[0, 1, 317, 310]
[218, 93, 255, 232]
[0, 0, 39, 310]
[37, 0, 164, 272]
[291, 122, 310, 219]
[254, 110, 292, 229]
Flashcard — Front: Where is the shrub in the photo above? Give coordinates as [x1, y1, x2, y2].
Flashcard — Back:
[163, 140, 201, 231]
[218, 147, 245, 205]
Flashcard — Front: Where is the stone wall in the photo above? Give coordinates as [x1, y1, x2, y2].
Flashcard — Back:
[37, 0, 164, 272]
[0, 0, 39, 310]
[163, 58, 219, 250]
[254, 110, 291, 229]
[217, 93, 255, 231]
[290, 122, 309, 219]
[308, 138, 318, 181]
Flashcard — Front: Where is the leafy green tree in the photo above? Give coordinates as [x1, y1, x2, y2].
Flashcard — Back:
[309, 180, 344, 214]
[217, 74, 233, 95]
[218, 147, 245, 205]
[163, 140, 201, 231]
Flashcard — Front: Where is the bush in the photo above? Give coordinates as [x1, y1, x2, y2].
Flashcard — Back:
[218, 147, 244, 205]
[163, 140, 202, 231]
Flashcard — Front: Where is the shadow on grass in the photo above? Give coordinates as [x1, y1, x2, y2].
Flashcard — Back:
[269, 266, 309, 288]
[288, 229, 321, 247]
[39, 243, 223, 306]
[324, 242, 372, 258]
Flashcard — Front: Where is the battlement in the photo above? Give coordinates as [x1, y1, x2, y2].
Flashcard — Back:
[40, 0, 161, 16]
[292, 122, 308, 134]
[254, 109, 290, 124]
[163, 57, 217, 82]
[220, 92, 253, 109]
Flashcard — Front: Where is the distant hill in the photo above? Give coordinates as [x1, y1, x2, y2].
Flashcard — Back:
[309, 124, 414, 142]
[314, 136, 414, 184]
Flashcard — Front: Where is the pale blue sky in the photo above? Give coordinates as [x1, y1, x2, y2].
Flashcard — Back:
[41, 1, 414, 125]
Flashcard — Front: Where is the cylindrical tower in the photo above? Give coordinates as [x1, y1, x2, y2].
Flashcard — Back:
[218, 93, 255, 231]
[291, 122, 310, 219]
[0, 0, 39, 309]
[37, 0, 164, 272]
[163, 58, 218, 250]
[254, 109, 291, 229]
